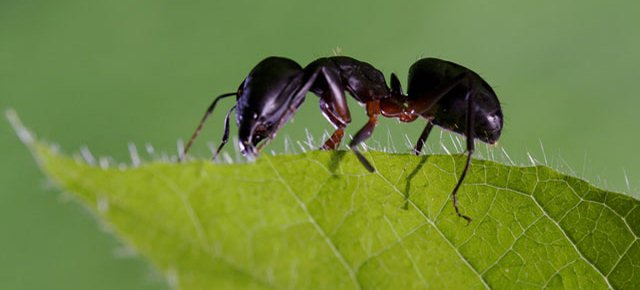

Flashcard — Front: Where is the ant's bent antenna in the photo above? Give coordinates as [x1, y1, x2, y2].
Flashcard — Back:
[179, 92, 236, 161]
[212, 105, 236, 160]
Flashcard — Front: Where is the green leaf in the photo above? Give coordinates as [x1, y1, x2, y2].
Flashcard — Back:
[10, 112, 640, 290]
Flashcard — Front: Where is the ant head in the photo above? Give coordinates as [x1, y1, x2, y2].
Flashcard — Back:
[234, 56, 305, 157]
[237, 123, 256, 157]
[237, 111, 278, 157]
[236, 90, 298, 157]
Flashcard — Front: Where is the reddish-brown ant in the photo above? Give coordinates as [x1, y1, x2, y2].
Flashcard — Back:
[180, 56, 503, 222]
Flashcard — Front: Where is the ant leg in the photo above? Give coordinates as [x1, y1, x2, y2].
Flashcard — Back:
[413, 122, 434, 155]
[322, 128, 345, 150]
[211, 105, 236, 160]
[267, 71, 319, 139]
[180, 92, 236, 161]
[310, 65, 351, 149]
[290, 69, 320, 110]
[450, 90, 475, 223]
[320, 97, 347, 150]
[348, 100, 380, 172]
[251, 70, 321, 154]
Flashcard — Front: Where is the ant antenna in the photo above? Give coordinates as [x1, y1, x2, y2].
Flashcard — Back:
[179, 92, 236, 161]
[211, 105, 236, 160]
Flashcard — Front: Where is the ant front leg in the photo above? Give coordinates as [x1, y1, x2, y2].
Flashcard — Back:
[305, 64, 352, 150]
[348, 100, 380, 172]
[319, 97, 349, 150]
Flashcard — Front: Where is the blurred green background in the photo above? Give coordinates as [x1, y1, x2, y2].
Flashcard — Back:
[2, 0, 639, 289]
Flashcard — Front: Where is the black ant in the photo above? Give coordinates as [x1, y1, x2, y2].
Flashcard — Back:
[180, 56, 503, 223]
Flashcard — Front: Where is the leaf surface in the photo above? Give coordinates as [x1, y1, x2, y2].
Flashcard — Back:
[18, 124, 640, 290]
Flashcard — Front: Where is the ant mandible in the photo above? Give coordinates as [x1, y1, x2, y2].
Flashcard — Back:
[179, 56, 503, 223]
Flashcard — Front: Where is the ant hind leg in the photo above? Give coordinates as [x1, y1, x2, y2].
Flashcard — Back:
[450, 89, 476, 223]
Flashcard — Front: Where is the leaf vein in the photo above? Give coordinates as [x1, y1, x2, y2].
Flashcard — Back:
[373, 165, 491, 289]
[265, 157, 362, 290]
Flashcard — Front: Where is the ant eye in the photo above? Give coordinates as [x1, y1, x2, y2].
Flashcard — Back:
[252, 113, 258, 119]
